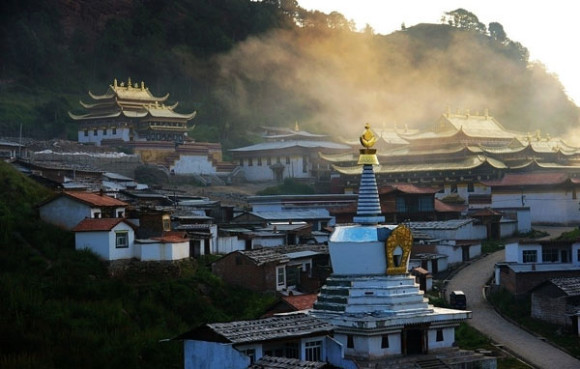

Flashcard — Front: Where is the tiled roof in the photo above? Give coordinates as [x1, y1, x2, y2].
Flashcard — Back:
[249, 356, 328, 369]
[281, 294, 318, 311]
[550, 277, 580, 296]
[434, 199, 466, 213]
[64, 191, 128, 207]
[208, 313, 333, 344]
[240, 249, 289, 265]
[72, 217, 132, 232]
[379, 184, 441, 195]
[409, 219, 473, 230]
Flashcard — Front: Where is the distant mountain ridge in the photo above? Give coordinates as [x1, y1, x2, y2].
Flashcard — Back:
[0, 1, 577, 147]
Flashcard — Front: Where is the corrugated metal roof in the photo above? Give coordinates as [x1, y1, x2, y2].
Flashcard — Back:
[284, 250, 320, 259]
[207, 313, 333, 344]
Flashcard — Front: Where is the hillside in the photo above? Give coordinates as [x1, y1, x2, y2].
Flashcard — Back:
[0, 1, 578, 147]
[0, 162, 275, 369]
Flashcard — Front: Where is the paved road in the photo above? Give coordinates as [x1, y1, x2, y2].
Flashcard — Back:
[445, 250, 580, 369]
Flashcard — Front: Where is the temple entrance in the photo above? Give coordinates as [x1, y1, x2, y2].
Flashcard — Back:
[402, 324, 428, 355]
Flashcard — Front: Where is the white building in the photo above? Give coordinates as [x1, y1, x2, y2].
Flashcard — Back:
[177, 313, 356, 369]
[73, 218, 190, 261]
[487, 172, 580, 225]
[39, 191, 128, 230]
[229, 125, 350, 183]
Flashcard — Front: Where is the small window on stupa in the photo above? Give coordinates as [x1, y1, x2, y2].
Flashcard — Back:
[393, 246, 403, 267]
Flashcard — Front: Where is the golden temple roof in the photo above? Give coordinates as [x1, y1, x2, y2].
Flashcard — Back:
[69, 78, 196, 122]
[88, 78, 169, 102]
[332, 155, 507, 175]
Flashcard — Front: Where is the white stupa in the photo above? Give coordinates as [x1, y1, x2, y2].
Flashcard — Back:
[310, 124, 473, 365]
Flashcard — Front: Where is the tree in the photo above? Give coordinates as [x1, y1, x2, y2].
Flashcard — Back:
[442, 8, 486, 34]
[489, 22, 507, 43]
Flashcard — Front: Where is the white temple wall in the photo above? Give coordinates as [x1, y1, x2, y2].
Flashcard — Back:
[78, 127, 131, 146]
[492, 190, 580, 225]
[252, 236, 285, 248]
[172, 154, 216, 175]
[216, 236, 246, 254]
[428, 327, 455, 351]
[240, 155, 310, 182]
[330, 241, 386, 275]
[137, 240, 190, 261]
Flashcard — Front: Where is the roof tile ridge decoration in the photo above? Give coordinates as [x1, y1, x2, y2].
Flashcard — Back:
[353, 123, 385, 225]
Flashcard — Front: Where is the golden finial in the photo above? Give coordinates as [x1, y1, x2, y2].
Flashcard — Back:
[114, 78, 118, 88]
[294, 121, 300, 131]
[358, 123, 379, 165]
[141, 81, 145, 90]
[128, 77, 132, 88]
[360, 123, 377, 149]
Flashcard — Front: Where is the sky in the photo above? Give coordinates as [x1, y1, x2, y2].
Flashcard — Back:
[298, 0, 580, 105]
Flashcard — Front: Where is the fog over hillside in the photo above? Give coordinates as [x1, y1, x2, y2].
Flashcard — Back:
[214, 23, 580, 141]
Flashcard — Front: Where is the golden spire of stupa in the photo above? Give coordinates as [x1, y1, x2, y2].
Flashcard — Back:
[358, 123, 379, 165]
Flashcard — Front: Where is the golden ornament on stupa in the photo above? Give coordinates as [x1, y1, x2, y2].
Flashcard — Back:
[358, 123, 379, 165]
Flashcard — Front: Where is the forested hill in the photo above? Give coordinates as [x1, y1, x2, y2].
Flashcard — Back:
[1, 1, 578, 148]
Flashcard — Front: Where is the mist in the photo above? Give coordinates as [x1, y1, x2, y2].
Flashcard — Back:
[212, 24, 579, 141]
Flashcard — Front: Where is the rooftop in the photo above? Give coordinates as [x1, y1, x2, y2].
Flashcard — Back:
[72, 218, 135, 232]
[179, 313, 333, 345]
[64, 191, 128, 207]
[249, 355, 328, 369]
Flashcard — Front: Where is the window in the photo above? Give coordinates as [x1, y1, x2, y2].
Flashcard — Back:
[577, 249, 580, 262]
[467, 183, 474, 192]
[242, 349, 255, 364]
[286, 156, 290, 164]
[277, 266, 285, 287]
[450, 184, 458, 193]
[305, 340, 322, 361]
[248, 158, 253, 166]
[542, 248, 558, 262]
[347, 335, 354, 348]
[103, 128, 107, 135]
[302, 156, 308, 173]
[436, 329, 444, 342]
[93, 129, 98, 135]
[93, 211, 101, 219]
[112, 127, 117, 135]
[116, 231, 129, 248]
[84, 129, 88, 137]
[162, 217, 171, 232]
[285, 342, 299, 358]
[257, 157, 262, 166]
[522, 250, 537, 263]
[381, 335, 389, 348]
[117, 210, 124, 218]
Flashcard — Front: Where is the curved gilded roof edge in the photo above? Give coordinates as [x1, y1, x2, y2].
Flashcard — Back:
[318, 151, 356, 162]
[88, 90, 116, 100]
[332, 155, 507, 175]
[68, 111, 122, 120]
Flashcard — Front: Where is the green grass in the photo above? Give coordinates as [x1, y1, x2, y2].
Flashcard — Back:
[488, 288, 580, 359]
[0, 162, 277, 369]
